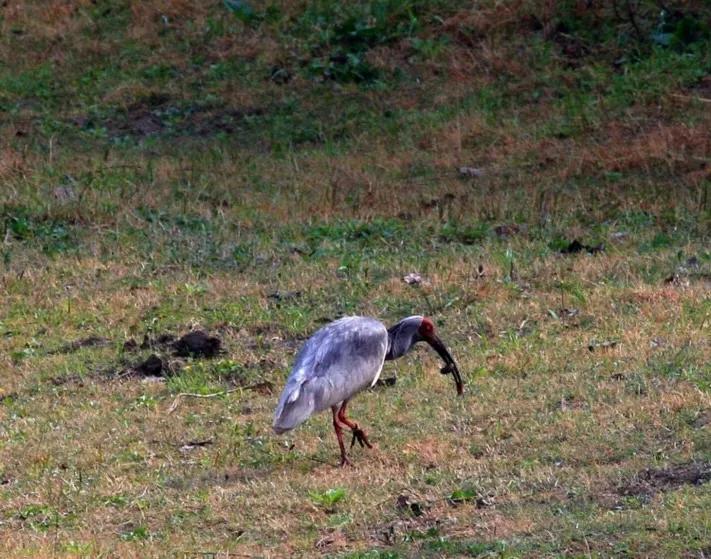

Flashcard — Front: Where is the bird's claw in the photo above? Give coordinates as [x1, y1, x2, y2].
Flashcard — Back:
[350, 427, 373, 449]
[350, 430, 363, 448]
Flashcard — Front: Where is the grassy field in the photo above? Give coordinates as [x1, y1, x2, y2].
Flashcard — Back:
[1, 1, 710, 557]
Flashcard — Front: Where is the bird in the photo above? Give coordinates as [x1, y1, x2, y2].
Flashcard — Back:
[272, 315, 463, 466]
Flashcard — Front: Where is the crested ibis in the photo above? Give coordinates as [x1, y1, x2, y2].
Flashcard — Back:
[273, 315, 463, 466]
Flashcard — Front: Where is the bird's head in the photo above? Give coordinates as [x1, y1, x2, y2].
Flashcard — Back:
[388, 315, 464, 395]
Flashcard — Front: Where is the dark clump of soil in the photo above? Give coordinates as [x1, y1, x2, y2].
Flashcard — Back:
[396, 494, 424, 517]
[267, 290, 302, 302]
[172, 330, 221, 358]
[618, 461, 711, 498]
[374, 377, 397, 388]
[561, 239, 605, 255]
[133, 354, 164, 377]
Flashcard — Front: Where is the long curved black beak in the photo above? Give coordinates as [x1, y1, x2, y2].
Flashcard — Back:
[427, 335, 464, 395]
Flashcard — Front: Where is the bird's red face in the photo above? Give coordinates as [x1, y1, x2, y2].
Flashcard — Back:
[418, 317, 436, 339]
[418, 317, 464, 396]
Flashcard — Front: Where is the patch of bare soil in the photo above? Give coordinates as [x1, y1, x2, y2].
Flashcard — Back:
[76, 95, 264, 141]
[591, 461, 711, 510]
[124, 330, 222, 358]
[49, 336, 110, 354]
[116, 331, 222, 379]
[618, 462, 711, 498]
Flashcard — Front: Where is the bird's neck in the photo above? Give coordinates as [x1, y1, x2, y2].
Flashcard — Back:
[385, 325, 411, 361]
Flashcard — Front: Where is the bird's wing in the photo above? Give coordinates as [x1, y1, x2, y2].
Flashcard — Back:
[273, 317, 388, 433]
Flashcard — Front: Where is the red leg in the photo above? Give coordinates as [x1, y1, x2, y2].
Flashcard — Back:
[331, 406, 351, 467]
[337, 400, 373, 449]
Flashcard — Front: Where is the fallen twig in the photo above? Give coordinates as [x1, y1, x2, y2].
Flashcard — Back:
[167, 387, 240, 414]
[670, 93, 711, 104]
[167, 381, 272, 414]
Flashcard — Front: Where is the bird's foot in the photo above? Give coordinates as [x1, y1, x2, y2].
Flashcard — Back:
[339, 454, 353, 467]
[350, 426, 373, 449]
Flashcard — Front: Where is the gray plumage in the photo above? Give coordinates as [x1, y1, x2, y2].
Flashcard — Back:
[272, 314, 463, 466]
[273, 316, 388, 434]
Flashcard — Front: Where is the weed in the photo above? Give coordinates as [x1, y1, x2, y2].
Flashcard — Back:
[309, 487, 347, 510]
[119, 525, 151, 542]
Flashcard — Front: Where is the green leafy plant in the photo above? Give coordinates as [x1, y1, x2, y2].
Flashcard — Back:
[448, 487, 477, 505]
[120, 525, 150, 541]
[309, 487, 346, 510]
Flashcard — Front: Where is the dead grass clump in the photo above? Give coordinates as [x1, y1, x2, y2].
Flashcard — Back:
[128, 0, 209, 42]
[0, 0, 92, 43]
[442, 2, 535, 46]
[0, 147, 27, 180]
[583, 121, 711, 181]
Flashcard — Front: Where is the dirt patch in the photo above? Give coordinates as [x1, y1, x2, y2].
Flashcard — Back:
[163, 466, 272, 490]
[618, 461, 711, 499]
[49, 373, 84, 386]
[124, 330, 222, 358]
[49, 336, 110, 354]
[78, 96, 265, 142]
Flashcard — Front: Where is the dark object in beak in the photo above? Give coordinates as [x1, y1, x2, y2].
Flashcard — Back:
[428, 335, 464, 395]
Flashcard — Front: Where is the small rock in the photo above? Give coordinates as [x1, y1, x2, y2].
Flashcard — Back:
[560, 308, 579, 318]
[458, 166, 485, 178]
[476, 495, 495, 508]
[403, 272, 422, 285]
[179, 439, 213, 452]
[588, 340, 618, 352]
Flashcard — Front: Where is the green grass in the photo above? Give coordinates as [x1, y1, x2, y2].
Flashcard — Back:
[1, 0, 710, 557]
